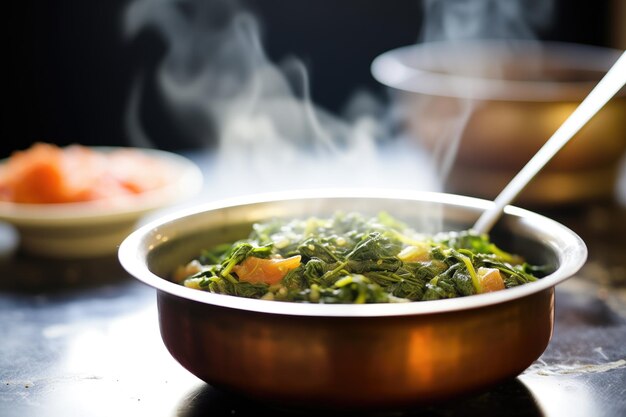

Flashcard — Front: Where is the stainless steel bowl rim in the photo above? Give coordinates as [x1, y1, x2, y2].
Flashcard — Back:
[371, 40, 626, 102]
[118, 188, 587, 317]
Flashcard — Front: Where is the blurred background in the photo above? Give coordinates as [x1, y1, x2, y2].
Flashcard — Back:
[4, 0, 626, 205]
[4, 0, 623, 156]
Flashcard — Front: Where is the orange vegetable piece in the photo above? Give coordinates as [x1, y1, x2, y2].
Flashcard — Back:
[477, 267, 506, 293]
[9, 147, 66, 203]
[0, 142, 170, 204]
[233, 255, 302, 285]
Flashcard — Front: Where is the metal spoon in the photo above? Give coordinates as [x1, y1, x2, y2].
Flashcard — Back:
[472, 50, 626, 234]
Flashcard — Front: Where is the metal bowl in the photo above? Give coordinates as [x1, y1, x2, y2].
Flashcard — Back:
[371, 40, 626, 205]
[118, 189, 587, 409]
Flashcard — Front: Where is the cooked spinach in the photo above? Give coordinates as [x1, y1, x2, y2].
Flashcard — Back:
[173, 212, 542, 304]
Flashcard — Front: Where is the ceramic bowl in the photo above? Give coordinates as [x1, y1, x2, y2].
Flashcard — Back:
[0, 147, 203, 258]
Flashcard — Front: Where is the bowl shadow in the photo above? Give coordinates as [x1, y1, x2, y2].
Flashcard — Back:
[176, 378, 543, 417]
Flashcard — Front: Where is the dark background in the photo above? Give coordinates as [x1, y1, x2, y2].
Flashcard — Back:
[3, 0, 614, 158]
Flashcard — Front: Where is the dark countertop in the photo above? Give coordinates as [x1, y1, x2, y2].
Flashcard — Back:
[1, 150, 625, 417]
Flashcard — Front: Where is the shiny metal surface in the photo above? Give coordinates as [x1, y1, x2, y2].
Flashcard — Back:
[472, 51, 626, 234]
[157, 289, 554, 408]
[118, 189, 587, 408]
[372, 41, 626, 205]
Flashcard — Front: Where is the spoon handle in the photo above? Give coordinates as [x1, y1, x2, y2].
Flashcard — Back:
[472, 50, 626, 234]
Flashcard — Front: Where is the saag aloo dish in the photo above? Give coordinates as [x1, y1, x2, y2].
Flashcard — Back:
[172, 212, 546, 304]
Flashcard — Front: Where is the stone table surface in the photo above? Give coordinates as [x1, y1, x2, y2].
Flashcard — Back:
[1, 150, 625, 417]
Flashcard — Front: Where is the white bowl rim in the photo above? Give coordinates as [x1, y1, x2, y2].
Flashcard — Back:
[118, 188, 587, 317]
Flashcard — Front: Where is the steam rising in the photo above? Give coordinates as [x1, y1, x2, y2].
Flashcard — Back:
[124, 0, 438, 199]
[421, 0, 553, 42]
[412, 0, 554, 183]
[123, 0, 553, 203]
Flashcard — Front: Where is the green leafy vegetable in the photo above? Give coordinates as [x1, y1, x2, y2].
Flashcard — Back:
[172, 212, 545, 304]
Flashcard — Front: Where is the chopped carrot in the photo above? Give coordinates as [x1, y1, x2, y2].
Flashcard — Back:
[233, 255, 302, 285]
[477, 267, 505, 293]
